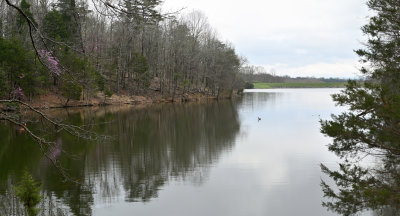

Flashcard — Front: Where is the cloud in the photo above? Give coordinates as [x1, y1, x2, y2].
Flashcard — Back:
[263, 59, 361, 78]
[162, 0, 369, 78]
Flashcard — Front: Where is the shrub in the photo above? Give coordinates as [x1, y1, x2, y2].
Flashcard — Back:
[244, 82, 254, 89]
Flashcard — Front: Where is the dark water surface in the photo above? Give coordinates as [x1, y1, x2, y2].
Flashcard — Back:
[0, 89, 349, 215]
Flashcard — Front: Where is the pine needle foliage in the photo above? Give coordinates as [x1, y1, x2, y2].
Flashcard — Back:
[14, 170, 42, 216]
[320, 0, 400, 215]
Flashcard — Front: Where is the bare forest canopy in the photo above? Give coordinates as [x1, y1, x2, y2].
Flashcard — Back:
[0, 0, 246, 104]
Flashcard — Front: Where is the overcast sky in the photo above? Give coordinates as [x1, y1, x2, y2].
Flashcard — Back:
[162, 0, 370, 78]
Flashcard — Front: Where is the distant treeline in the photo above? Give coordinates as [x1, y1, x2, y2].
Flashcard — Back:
[252, 82, 347, 89]
[239, 65, 349, 84]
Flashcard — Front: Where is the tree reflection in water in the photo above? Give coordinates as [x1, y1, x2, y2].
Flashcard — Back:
[0, 100, 242, 215]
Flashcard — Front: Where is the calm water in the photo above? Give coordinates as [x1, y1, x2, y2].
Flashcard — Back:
[0, 88, 351, 215]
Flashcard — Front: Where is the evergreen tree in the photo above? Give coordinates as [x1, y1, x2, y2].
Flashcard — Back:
[0, 37, 37, 99]
[17, 0, 36, 27]
[131, 53, 150, 88]
[122, 0, 163, 24]
[14, 170, 42, 216]
[320, 0, 400, 215]
[56, 0, 79, 42]
[42, 10, 70, 41]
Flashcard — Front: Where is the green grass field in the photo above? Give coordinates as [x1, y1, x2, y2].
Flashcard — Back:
[253, 82, 347, 89]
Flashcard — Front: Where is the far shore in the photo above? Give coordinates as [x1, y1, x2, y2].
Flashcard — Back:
[252, 82, 347, 89]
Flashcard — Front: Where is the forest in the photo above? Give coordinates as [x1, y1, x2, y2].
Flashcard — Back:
[0, 0, 245, 105]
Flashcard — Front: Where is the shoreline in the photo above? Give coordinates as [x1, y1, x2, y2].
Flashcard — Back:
[1, 90, 241, 111]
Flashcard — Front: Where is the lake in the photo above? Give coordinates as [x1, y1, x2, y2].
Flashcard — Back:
[0, 88, 352, 216]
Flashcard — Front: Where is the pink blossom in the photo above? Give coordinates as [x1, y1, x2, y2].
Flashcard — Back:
[39, 50, 61, 75]
[12, 87, 26, 100]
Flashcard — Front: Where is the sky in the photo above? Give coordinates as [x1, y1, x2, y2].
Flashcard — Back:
[162, 0, 370, 78]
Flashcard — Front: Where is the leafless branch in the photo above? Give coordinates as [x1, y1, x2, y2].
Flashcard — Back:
[0, 99, 111, 183]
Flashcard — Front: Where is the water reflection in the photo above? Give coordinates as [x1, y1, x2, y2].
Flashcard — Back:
[93, 101, 241, 203]
[0, 100, 241, 215]
[4, 89, 383, 216]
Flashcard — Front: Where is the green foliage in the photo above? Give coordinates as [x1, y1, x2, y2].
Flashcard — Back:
[17, 0, 37, 30]
[244, 82, 254, 89]
[320, 0, 400, 215]
[96, 71, 113, 99]
[131, 53, 150, 88]
[61, 78, 82, 104]
[96, 72, 106, 92]
[42, 10, 70, 41]
[54, 0, 89, 44]
[14, 170, 42, 216]
[104, 88, 113, 98]
[61, 50, 98, 87]
[59, 58, 83, 104]
[0, 68, 8, 97]
[122, 0, 163, 24]
[0, 36, 38, 98]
